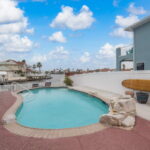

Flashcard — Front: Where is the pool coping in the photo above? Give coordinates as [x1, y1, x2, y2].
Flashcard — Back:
[2, 86, 111, 139]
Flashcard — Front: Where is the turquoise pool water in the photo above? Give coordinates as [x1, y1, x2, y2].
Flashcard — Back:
[16, 88, 108, 129]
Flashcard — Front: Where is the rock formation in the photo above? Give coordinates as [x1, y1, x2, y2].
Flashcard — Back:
[100, 96, 136, 128]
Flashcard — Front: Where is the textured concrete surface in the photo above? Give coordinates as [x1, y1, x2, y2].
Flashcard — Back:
[136, 103, 150, 120]
[0, 91, 150, 150]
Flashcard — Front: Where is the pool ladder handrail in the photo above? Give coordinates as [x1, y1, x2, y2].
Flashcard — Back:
[11, 82, 33, 97]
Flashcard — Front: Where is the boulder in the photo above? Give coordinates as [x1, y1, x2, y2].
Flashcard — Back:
[100, 95, 136, 128]
[110, 98, 136, 114]
[100, 114, 125, 126]
[122, 116, 135, 127]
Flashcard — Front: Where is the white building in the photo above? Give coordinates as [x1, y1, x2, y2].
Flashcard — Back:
[0, 60, 27, 82]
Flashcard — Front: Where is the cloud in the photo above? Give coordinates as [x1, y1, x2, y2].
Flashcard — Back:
[111, 3, 146, 38]
[48, 31, 66, 43]
[115, 15, 139, 27]
[50, 5, 95, 30]
[49, 46, 69, 59]
[128, 3, 146, 15]
[32, 55, 47, 63]
[0, 0, 24, 23]
[0, 0, 33, 34]
[26, 28, 35, 34]
[0, 51, 5, 60]
[111, 27, 133, 38]
[31, 46, 69, 63]
[80, 52, 90, 63]
[111, 15, 139, 38]
[0, 0, 34, 53]
[94, 43, 125, 68]
[96, 43, 124, 58]
[0, 34, 33, 52]
[0, 18, 28, 34]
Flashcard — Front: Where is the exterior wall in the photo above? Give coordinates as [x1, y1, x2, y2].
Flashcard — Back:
[116, 48, 121, 71]
[134, 21, 150, 70]
[0, 61, 27, 82]
[2, 64, 26, 72]
[0, 73, 26, 82]
[51, 74, 65, 86]
[19, 64, 27, 72]
[0, 61, 27, 72]
[7, 72, 26, 81]
[71, 71, 150, 103]
[0, 74, 7, 82]
[116, 48, 133, 71]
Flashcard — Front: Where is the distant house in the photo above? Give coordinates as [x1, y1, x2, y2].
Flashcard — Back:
[0, 60, 27, 82]
[116, 16, 150, 71]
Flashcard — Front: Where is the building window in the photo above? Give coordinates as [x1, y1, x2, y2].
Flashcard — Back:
[137, 63, 144, 70]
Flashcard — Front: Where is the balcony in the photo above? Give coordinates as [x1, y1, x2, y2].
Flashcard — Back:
[116, 45, 134, 71]
[119, 45, 133, 56]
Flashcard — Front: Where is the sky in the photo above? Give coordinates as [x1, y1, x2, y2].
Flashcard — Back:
[0, 0, 150, 70]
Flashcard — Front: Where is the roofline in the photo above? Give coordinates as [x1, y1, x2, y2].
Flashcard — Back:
[125, 16, 150, 32]
[6, 59, 26, 65]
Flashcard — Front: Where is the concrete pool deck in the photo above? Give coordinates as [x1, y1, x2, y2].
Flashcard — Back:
[0, 91, 150, 150]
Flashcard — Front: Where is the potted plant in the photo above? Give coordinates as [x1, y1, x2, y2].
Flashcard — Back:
[64, 76, 73, 86]
[136, 92, 149, 104]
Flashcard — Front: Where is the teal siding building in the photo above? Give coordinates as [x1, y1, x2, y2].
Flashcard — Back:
[116, 16, 150, 71]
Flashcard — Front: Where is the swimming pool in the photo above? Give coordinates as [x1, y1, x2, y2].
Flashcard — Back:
[16, 88, 108, 129]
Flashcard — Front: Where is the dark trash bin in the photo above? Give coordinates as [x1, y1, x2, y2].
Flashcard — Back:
[136, 92, 149, 104]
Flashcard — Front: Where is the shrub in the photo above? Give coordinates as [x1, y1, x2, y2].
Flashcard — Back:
[64, 76, 73, 86]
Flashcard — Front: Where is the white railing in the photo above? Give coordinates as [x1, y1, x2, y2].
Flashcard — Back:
[0, 75, 64, 92]
[11, 82, 34, 99]
[120, 44, 133, 56]
[11, 82, 30, 92]
[0, 81, 45, 92]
